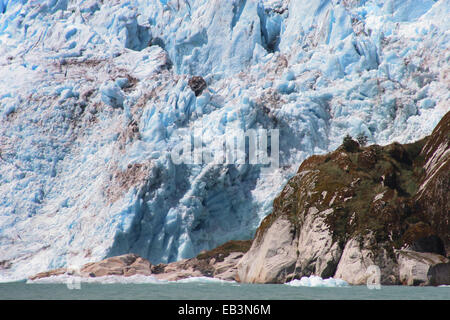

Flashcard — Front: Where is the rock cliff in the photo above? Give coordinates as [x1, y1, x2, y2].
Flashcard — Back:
[237, 111, 450, 285]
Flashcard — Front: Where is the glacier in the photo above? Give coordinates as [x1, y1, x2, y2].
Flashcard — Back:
[0, 0, 449, 281]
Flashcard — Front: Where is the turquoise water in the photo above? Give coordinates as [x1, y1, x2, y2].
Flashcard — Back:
[0, 281, 449, 300]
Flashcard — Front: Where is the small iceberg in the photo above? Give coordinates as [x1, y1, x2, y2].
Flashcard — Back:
[174, 277, 235, 284]
[285, 276, 349, 288]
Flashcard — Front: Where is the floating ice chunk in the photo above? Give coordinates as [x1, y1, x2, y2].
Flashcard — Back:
[286, 276, 349, 287]
[175, 277, 236, 284]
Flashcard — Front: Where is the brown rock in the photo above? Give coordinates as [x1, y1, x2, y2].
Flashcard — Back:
[152, 240, 252, 281]
[357, 147, 378, 169]
[29, 268, 68, 280]
[29, 254, 152, 280]
[188, 76, 207, 96]
[80, 254, 151, 277]
[428, 263, 450, 286]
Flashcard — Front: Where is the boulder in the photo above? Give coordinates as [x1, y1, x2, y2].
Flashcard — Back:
[80, 254, 151, 277]
[213, 252, 246, 281]
[188, 76, 207, 96]
[428, 263, 450, 286]
[397, 250, 450, 286]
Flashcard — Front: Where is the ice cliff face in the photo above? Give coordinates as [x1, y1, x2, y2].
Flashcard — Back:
[0, 0, 449, 280]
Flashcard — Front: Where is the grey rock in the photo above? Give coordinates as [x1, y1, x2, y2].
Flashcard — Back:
[237, 208, 342, 283]
[237, 218, 297, 283]
[334, 236, 398, 285]
[397, 250, 449, 286]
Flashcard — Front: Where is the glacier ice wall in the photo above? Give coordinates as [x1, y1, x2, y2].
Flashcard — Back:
[0, 0, 449, 280]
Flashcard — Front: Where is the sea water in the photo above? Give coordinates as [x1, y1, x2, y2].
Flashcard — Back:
[0, 280, 449, 300]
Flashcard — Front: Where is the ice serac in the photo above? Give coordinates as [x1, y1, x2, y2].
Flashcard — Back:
[238, 111, 450, 285]
[0, 0, 449, 281]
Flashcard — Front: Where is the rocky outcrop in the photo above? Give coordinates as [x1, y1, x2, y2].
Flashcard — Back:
[152, 240, 251, 281]
[238, 111, 450, 286]
[29, 240, 251, 282]
[30, 254, 152, 280]
[30, 268, 68, 280]
[397, 250, 450, 286]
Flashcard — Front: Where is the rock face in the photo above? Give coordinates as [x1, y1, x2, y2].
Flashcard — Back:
[238, 111, 450, 285]
[334, 236, 398, 285]
[412, 111, 450, 256]
[80, 254, 152, 277]
[237, 207, 342, 283]
[237, 218, 297, 283]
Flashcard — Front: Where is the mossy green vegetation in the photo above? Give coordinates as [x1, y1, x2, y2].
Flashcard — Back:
[255, 129, 445, 252]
